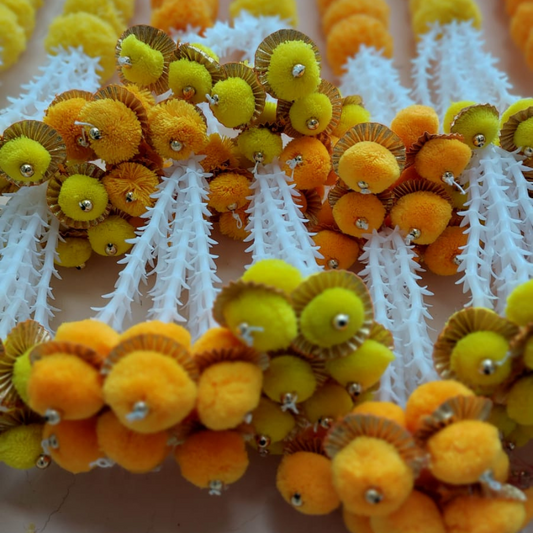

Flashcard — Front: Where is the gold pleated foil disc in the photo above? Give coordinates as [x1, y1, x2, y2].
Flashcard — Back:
[500, 106, 533, 154]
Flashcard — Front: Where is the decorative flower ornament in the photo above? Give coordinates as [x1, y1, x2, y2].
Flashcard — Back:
[447, 103, 500, 149]
[500, 105, 533, 164]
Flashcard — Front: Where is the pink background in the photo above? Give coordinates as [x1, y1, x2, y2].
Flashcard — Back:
[0, 1, 532, 532]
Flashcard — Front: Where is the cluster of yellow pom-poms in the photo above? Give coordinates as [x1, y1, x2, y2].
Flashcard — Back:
[507, 0, 533, 71]
[1, 269, 533, 533]
[0, 0, 42, 72]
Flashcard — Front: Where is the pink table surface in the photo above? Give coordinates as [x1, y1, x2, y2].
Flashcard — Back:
[0, 1, 531, 532]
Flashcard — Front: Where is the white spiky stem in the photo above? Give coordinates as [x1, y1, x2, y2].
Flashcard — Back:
[411, 24, 440, 107]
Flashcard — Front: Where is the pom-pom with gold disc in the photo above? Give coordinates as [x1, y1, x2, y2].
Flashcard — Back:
[0, 320, 51, 409]
[324, 413, 423, 516]
[169, 42, 224, 105]
[433, 307, 520, 394]
[332, 122, 405, 194]
[208, 62, 265, 129]
[291, 270, 374, 359]
[254, 29, 321, 102]
[0, 120, 66, 187]
[102, 334, 198, 433]
[447, 103, 500, 150]
[47, 162, 111, 229]
[500, 106, 533, 164]
[116, 25, 177, 95]
[207, 168, 252, 213]
[276, 432, 341, 515]
[390, 180, 453, 245]
[195, 345, 268, 431]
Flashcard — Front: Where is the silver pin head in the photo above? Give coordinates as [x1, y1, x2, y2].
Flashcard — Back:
[105, 243, 118, 256]
[406, 228, 421, 245]
[356, 218, 369, 230]
[327, 259, 339, 270]
[89, 127, 102, 141]
[45, 409, 61, 425]
[524, 146, 533, 158]
[453, 256, 462, 266]
[347, 382, 362, 398]
[20, 163, 35, 178]
[48, 434, 59, 450]
[208, 480, 224, 496]
[36, 454, 52, 469]
[332, 314, 350, 330]
[170, 140, 183, 152]
[125, 191, 135, 203]
[253, 151, 264, 164]
[442, 171, 455, 186]
[227, 202, 238, 211]
[292, 64, 306, 78]
[365, 488, 384, 504]
[75, 263, 86, 270]
[479, 359, 496, 376]
[357, 181, 370, 194]
[473, 134, 486, 148]
[291, 493, 303, 507]
[79, 199, 93, 212]
[125, 400, 149, 422]
[306, 118, 319, 130]
[255, 434, 271, 449]
[182, 86, 196, 99]
[118, 56, 133, 69]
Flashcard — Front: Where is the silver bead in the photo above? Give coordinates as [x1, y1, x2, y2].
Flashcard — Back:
[36, 454, 51, 469]
[208, 480, 224, 496]
[77, 135, 89, 148]
[441, 171, 455, 185]
[292, 64, 306, 78]
[105, 243, 118, 256]
[524, 146, 533, 158]
[125, 400, 149, 422]
[479, 359, 496, 376]
[291, 493, 303, 507]
[125, 191, 135, 203]
[327, 258, 339, 270]
[356, 218, 369, 230]
[254, 151, 265, 164]
[406, 228, 421, 245]
[170, 140, 183, 152]
[118, 56, 132, 69]
[347, 382, 362, 397]
[89, 127, 102, 141]
[453, 256, 462, 266]
[227, 202, 238, 211]
[365, 488, 384, 504]
[45, 409, 61, 425]
[293, 155, 303, 165]
[306, 118, 319, 130]
[473, 134, 486, 148]
[357, 181, 370, 194]
[332, 314, 350, 330]
[48, 434, 59, 450]
[256, 434, 271, 449]
[319, 417, 333, 429]
[182, 86, 196, 99]
[75, 263, 86, 270]
[79, 199, 93, 212]
[20, 163, 35, 178]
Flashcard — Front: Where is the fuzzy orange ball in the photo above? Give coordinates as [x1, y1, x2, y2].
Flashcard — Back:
[313, 229, 360, 270]
[405, 380, 474, 433]
[219, 208, 250, 241]
[391, 105, 440, 150]
[343, 509, 374, 533]
[28, 353, 104, 420]
[327, 15, 393, 76]
[97, 411, 169, 473]
[333, 192, 386, 238]
[280, 137, 331, 190]
[208, 172, 251, 213]
[323, 0, 390, 35]
[316, 200, 336, 226]
[174, 430, 249, 489]
[511, 2, 533, 51]
[43, 418, 103, 474]
[151, 0, 213, 33]
[55, 319, 120, 363]
[276, 452, 341, 515]
[424, 226, 468, 276]
[199, 134, 239, 173]
[352, 402, 406, 428]
[120, 321, 191, 349]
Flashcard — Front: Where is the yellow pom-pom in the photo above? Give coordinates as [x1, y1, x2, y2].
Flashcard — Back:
[190, 42, 219, 61]
[313, 230, 360, 271]
[79, 99, 142, 164]
[390, 191, 452, 245]
[0, 136, 51, 185]
[338, 141, 400, 193]
[97, 411, 169, 473]
[0, 5, 27, 72]
[208, 172, 251, 213]
[280, 137, 331, 189]
[326, 340, 395, 391]
[405, 380, 474, 433]
[252, 397, 296, 443]
[332, 436, 413, 516]
[211, 77, 256, 128]
[229, 0, 298, 26]
[43, 418, 103, 474]
[443, 101, 475, 133]
[219, 207, 250, 241]
[371, 490, 446, 533]
[58, 174, 109, 222]
[119, 34, 164, 86]
[352, 402, 406, 428]
[412, 0, 482, 37]
[514, 116, 533, 151]
[151, 0, 213, 33]
[506, 279, 533, 326]
[303, 383, 353, 424]
[87, 215, 136, 257]
[443, 494, 526, 533]
[12, 351, 32, 404]
[332, 103, 372, 138]
[121, 321, 191, 349]
[450, 331, 512, 387]
[103, 350, 197, 433]
[327, 15, 393, 76]
[300, 287, 365, 348]
[223, 290, 297, 352]
[333, 192, 386, 238]
[241, 259, 303, 294]
[45, 13, 117, 80]
[174, 430, 249, 489]
[391, 105, 440, 150]
[449, 106, 501, 150]
[427, 420, 501, 484]
[289, 93, 333, 136]
[28, 353, 104, 420]
[501, 99, 533, 129]
[192, 327, 243, 355]
[277, 452, 340, 515]
[507, 375, 533, 425]
[266, 41, 320, 101]
[236, 127, 283, 165]
[263, 355, 317, 405]
[55, 237, 92, 269]
[424, 226, 468, 276]
[63, 0, 125, 35]
[323, 0, 390, 35]
[0, 424, 43, 470]
[168, 59, 213, 105]
[0, 0, 35, 39]
[343, 509, 374, 533]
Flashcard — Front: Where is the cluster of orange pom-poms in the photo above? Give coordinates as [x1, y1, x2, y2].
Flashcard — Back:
[507, 0, 533, 71]
[0, 274, 533, 533]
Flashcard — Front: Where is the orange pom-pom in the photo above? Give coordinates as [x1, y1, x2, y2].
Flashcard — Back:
[424, 226, 468, 276]
[391, 106, 440, 151]
[219, 207, 250, 241]
[199, 134, 239, 173]
[150, 0, 213, 34]
[313, 229, 360, 270]
[506, 0, 530, 16]
[208, 172, 251, 213]
[120, 321, 191, 349]
[352, 401, 406, 428]
[333, 192, 386, 238]
[192, 327, 244, 355]
[323, 0, 390, 35]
